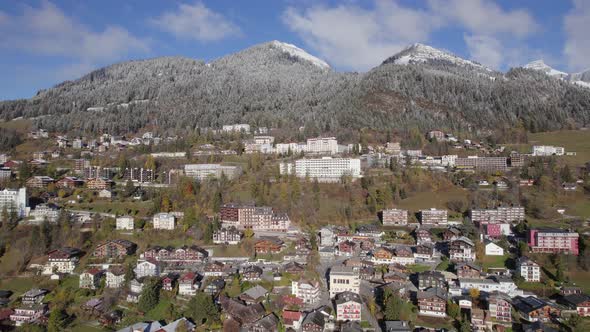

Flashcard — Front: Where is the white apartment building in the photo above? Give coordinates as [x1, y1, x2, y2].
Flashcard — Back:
[420, 208, 448, 226]
[306, 137, 338, 155]
[280, 158, 362, 182]
[275, 142, 307, 155]
[134, 260, 160, 278]
[0, 188, 28, 218]
[292, 280, 321, 304]
[29, 204, 59, 223]
[329, 266, 360, 298]
[532, 145, 565, 156]
[106, 268, 126, 288]
[335, 292, 362, 322]
[254, 136, 274, 145]
[153, 213, 176, 230]
[517, 256, 541, 282]
[116, 215, 135, 230]
[459, 277, 520, 297]
[184, 164, 242, 181]
[381, 209, 408, 226]
[222, 124, 250, 133]
[470, 206, 525, 224]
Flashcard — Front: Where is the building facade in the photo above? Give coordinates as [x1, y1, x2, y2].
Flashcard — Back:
[420, 208, 448, 226]
[528, 229, 579, 255]
[329, 266, 360, 298]
[280, 158, 362, 182]
[184, 164, 242, 181]
[381, 209, 408, 226]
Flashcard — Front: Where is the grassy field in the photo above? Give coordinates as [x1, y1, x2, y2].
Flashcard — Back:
[0, 277, 36, 296]
[396, 187, 469, 212]
[508, 129, 590, 167]
[407, 264, 432, 273]
[480, 254, 509, 269]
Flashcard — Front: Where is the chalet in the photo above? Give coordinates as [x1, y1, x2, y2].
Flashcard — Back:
[134, 259, 160, 278]
[56, 176, 84, 189]
[178, 272, 199, 296]
[283, 310, 303, 330]
[142, 245, 208, 264]
[79, 268, 103, 289]
[212, 227, 242, 245]
[21, 289, 49, 305]
[393, 246, 415, 265]
[44, 247, 81, 275]
[416, 229, 433, 245]
[126, 279, 144, 303]
[204, 278, 225, 295]
[241, 266, 263, 281]
[302, 310, 326, 332]
[418, 271, 446, 290]
[383, 271, 408, 284]
[442, 227, 462, 241]
[248, 313, 280, 332]
[561, 294, 590, 317]
[10, 304, 48, 327]
[337, 241, 357, 257]
[254, 238, 283, 254]
[335, 291, 362, 322]
[239, 285, 269, 304]
[284, 261, 305, 275]
[456, 262, 483, 279]
[115, 215, 134, 230]
[152, 212, 176, 230]
[471, 308, 492, 331]
[449, 237, 476, 262]
[26, 176, 54, 189]
[560, 286, 582, 296]
[220, 296, 266, 328]
[292, 279, 321, 304]
[415, 243, 435, 262]
[203, 261, 227, 277]
[485, 241, 505, 256]
[372, 247, 395, 264]
[105, 266, 126, 288]
[417, 287, 447, 317]
[161, 274, 178, 291]
[512, 296, 557, 322]
[81, 298, 105, 316]
[86, 177, 114, 190]
[93, 239, 136, 259]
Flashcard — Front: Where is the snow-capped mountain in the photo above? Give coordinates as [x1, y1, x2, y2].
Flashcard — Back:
[523, 59, 590, 88]
[269, 40, 330, 70]
[382, 43, 492, 72]
[523, 60, 568, 79]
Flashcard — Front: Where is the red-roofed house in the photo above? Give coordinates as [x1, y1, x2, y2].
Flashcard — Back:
[283, 310, 303, 330]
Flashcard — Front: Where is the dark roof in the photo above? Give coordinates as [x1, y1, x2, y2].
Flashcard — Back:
[335, 291, 362, 305]
[302, 311, 325, 328]
[417, 287, 447, 301]
[562, 294, 590, 306]
[253, 313, 279, 330]
[513, 296, 551, 314]
[219, 296, 265, 324]
[385, 321, 412, 332]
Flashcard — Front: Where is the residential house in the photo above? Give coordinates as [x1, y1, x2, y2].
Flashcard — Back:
[79, 268, 103, 289]
[384, 321, 412, 332]
[485, 241, 505, 256]
[152, 212, 176, 230]
[21, 289, 49, 305]
[302, 310, 326, 332]
[86, 177, 114, 190]
[449, 237, 476, 262]
[456, 262, 483, 279]
[283, 310, 303, 330]
[417, 287, 447, 317]
[416, 229, 433, 245]
[241, 266, 263, 281]
[381, 209, 408, 226]
[335, 291, 362, 322]
[98, 189, 112, 199]
[134, 260, 160, 278]
[142, 245, 208, 264]
[442, 227, 462, 241]
[248, 313, 280, 332]
[56, 176, 84, 189]
[512, 296, 557, 322]
[204, 278, 225, 296]
[178, 272, 199, 297]
[292, 279, 321, 304]
[561, 287, 583, 296]
[418, 271, 446, 290]
[212, 227, 242, 245]
[254, 238, 283, 254]
[517, 256, 541, 282]
[284, 261, 306, 276]
[126, 279, 144, 303]
[561, 294, 590, 317]
[161, 274, 178, 291]
[105, 266, 126, 288]
[337, 241, 358, 257]
[10, 304, 47, 327]
[319, 226, 336, 247]
[115, 215, 134, 230]
[459, 276, 519, 297]
[93, 239, 136, 259]
[239, 285, 269, 304]
[26, 176, 54, 189]
[203, 261, 227, 277]
[488, 292, 512, 323]
[415, 244, 435, 262]
[471, 308, 492, 331]
[44, 247, 81, 275]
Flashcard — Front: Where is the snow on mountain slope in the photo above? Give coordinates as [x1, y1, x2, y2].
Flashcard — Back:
[269, 40, 330, 70]
[383, 43, 492, 72]
[524, 60, 568, 78]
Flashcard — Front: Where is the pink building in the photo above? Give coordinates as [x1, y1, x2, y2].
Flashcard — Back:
[528, 229, 579, 255]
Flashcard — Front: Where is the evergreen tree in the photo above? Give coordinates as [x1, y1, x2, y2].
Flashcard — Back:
[47, 306, 68, 332]
[138, 278, 161, 313]
[184, 292, 219, 325]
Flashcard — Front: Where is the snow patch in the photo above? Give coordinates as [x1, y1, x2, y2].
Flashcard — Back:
[390, 43, 492, 72]
[270, 40, 330, 70]
[524, 60, 568, 78]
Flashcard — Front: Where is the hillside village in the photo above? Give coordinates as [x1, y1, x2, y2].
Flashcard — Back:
[0, 121, 589, 332]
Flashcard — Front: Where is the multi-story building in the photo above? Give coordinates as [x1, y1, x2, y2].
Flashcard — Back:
[153, 212, 176, 230]
[517, 256, 541, 282]
[275, 142, 307, 155]
[254, 238, 284, 254]
[335, 291, 362, 322]
[116, 215, 134, 230]
[86, 177, 114, 190]
[43, 247, 80, 275]
[79, 268, 103, 289]
[213, 227, 242, 244]
[55, 176, 84, 189]
[74, 159, 91, 173]
[280, 157, 362, 182]
[455, 156, 508, 172]
[0, 167, 12, 181]
[450, 237, 476, 262]
[219, 203, 290, 232]
[470, 206, 525, 224]
[93, 239, 136, 259]
[184, 164, 242, 181]
[488, 292, 512, 323]
[25, 176, 54, 189]
[329, 266, 360, 298]
[123, 167, 154, 183]
[417, 287, 447, 317]
[106, 266, 126, 288]
[420, 208, 448, 226]
[456, 262, 482, 279]
[178, 272, 199, 296]
[384, 142, 401, 155]
[532, 145, 565, 156]
[29, 204, 59, 223]
[306, 137, 338, 155]
[142, 246, 208, 264]
[416, 229, 433, 245]
[292, 279, 321, 304]
[10, 304, 48, 327]
[381, 209, 408, 226]
[418, 271, 446, 290]
[222, 124, 250, 133]
[459, 277, 519, 297]
[82, 166, 115, 179]
[21, 289, 48, 305]
[134, 260, 160, 278]
[528, 229, 579, 255]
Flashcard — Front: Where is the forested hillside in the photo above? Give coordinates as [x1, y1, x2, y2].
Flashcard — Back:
[0, 41, 589, 135]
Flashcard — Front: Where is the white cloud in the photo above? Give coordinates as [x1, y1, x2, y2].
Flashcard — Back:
[282, 3, 439, 70]
[564, 0, 590, 71]
[0, 1, 149, 80]
[151, 2, 240, 41]
[283, 0, 540, 71]
[464, 35, 503, 69]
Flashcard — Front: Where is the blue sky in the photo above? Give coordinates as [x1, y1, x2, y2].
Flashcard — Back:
[0, 0, 588, 100]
